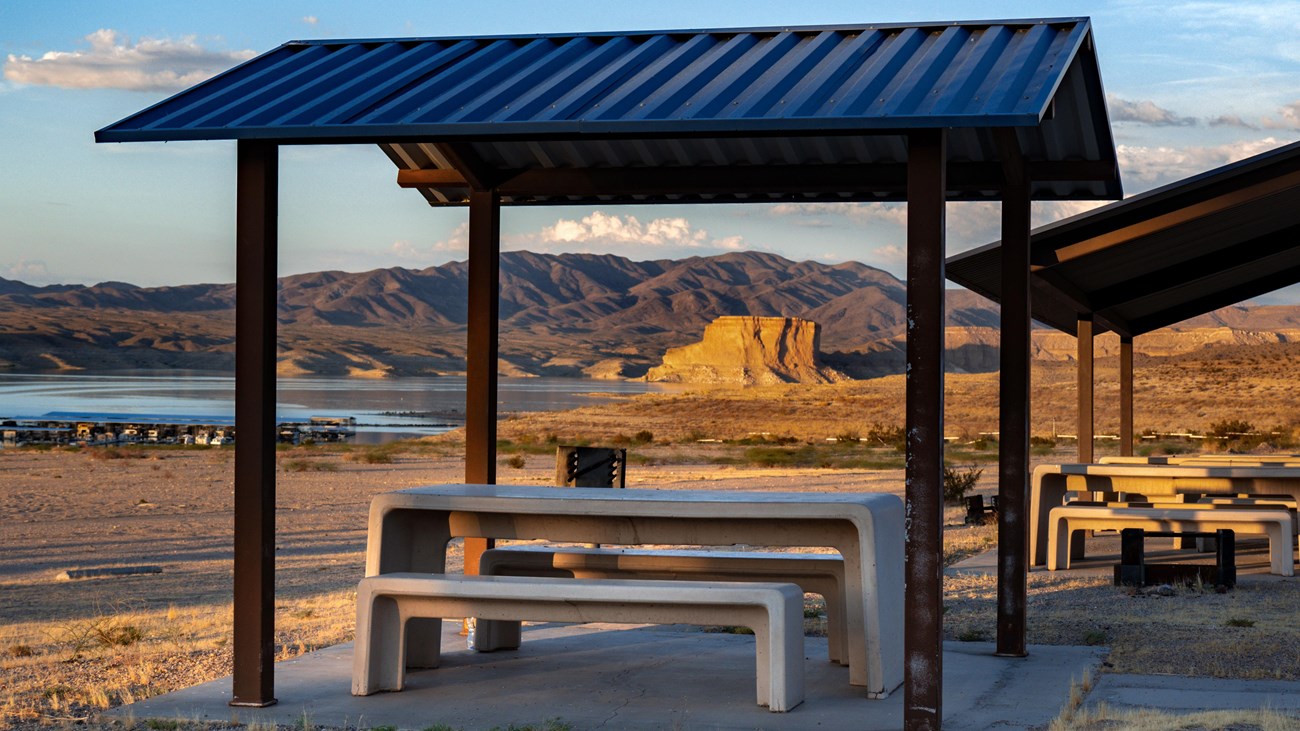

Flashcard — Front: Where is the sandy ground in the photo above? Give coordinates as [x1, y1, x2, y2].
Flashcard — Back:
[4, 445, 1299, 730]
[0, 447, 914, 626]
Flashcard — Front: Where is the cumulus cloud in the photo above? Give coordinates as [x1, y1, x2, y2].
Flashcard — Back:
[3, 29, 256, 92]
[872, 244, 906, 264]
[389, 222, 470, 261]
[1108, 97, 1197, 126]
[1262, 101, 1300, 130]
[3, 259, 53, 284]
[1118, 137, 1293, 185]
[302, 16, 320, 25]
[539, 212, 709, 248]
[768, 201, 908, 227]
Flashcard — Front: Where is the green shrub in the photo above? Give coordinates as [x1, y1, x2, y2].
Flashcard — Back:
[942, 465, 983, 504]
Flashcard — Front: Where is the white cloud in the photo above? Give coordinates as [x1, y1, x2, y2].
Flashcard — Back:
[1117, 137, 1294, 185]
[768, 201, 908, 228]
[539, 212, 707, 248]
[3, 259, 53, 284]
[1109, 97, 1197, 126]
[302, 16, 320, 26]
[3, 29, 255, 92]
[872, 244, 905, 264]
[1262, 101, 1300, 130]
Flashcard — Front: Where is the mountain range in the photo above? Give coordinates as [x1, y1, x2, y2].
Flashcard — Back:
[1, 250, 1297, 379]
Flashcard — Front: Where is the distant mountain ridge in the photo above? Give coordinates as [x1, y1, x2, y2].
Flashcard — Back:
[0, 251, 1295, 378]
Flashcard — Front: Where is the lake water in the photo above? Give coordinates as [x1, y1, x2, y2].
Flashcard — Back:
[0, 372, 683, 443]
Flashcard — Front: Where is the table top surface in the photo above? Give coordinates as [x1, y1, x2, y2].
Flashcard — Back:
[1036, 463, 1300, 478]
[372, 484, 902, 520]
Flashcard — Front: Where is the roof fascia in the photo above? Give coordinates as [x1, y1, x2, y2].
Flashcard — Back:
[278, 18, 1092, 47]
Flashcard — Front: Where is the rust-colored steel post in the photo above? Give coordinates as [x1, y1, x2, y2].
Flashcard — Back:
[464, 189, 501, 574]
[231, 140, 278, 708]
[1120, 336, 1134, 456]
[904, 128, 946, 731]
[996, 167, 1031, 658]
[1077, 316, 1094, 463]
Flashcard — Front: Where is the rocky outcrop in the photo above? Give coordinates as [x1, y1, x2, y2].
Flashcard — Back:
[645, 316, 846, 385]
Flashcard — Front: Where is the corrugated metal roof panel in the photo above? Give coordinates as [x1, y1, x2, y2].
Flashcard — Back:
[97, 18, 1119, 203]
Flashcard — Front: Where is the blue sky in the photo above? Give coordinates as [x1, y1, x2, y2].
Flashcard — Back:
[3, 1, 1300, 302]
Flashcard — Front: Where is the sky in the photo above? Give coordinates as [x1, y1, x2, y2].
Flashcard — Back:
[3, 1, 1300, 301]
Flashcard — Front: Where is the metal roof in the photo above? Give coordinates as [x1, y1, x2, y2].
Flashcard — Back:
[96, 19, 1120, 205]
[946, 140, 1300, 337]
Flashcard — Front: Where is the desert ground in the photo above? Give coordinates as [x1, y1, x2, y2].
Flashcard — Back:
[3, 391, 1300, 729]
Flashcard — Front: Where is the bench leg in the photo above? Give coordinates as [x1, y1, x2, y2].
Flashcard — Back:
[749, 602, 804, 712]
[353, 594, 406, 695]
[474, 619, 522, 652]
[1047, 517, 1072, 571]
[823, 585, 848, 667]
[1268, 524, 1296, 577]
[404, 617, 445, 668]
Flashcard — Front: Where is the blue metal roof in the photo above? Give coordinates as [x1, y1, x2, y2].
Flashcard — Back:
[96, 19, 1120, 203]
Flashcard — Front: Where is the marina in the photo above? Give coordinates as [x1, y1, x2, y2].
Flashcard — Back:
[0, 372, 681, 445]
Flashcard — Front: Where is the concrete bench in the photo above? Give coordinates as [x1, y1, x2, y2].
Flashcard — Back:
[352, 573, 806, 712]
[1046, 504, 1295, 576]
[1030, 463, 1300, 566]
[475, 546, 848, 665]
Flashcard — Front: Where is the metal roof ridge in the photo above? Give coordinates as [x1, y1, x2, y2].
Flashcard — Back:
[278, 18, 1092, 46]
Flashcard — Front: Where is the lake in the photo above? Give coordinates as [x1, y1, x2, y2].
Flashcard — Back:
[0, 372, 683, 443]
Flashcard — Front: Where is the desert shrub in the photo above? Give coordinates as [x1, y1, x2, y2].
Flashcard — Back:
[88, 446, 148, 460]
[281, 459, 337, 472]
[942, 465, 983, 504]
[8, 644, 34, 657]
[1208, 419, 1254, 438]
[503, 454, 526, 469]
[1030, 435, 1057, 448]
[744, 446, 817, 467]
[865, 423, 906, 451]
[632, 430, 654, 444]
[834, 429, 861, 443]
[686, 428, 710, 442]
[349, 447, 395, 464]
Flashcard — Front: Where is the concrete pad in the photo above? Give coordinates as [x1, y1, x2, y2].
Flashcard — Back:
[1088, 673, 1300, 713]
[107, 623, 1101, 730]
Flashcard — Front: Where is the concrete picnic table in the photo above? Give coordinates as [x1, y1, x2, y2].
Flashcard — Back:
[364, 484, 904, 698]
[1030, 463, 1300, 566]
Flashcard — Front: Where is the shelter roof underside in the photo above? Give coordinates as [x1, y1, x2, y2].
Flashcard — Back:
[96, 19, 1120, 204]
[945, 141, 1300, 338]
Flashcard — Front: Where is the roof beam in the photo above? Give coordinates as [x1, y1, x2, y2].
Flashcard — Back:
[398, 160, 1112, 198]
[1123, 260, 1300, 335]
[1084, 226, 1300, 311]
[431, 142, 512, 191]
[1037, 169, 1300, 266]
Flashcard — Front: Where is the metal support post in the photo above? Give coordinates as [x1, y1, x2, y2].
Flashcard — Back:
[904, 128, 946, 731]
[1120, 335, 1134, 456]
[231, 140, 278, 708]
[996, 149, 1031, 658]
[1077, 316, 1095, 463]
[464, 189, 501, 573]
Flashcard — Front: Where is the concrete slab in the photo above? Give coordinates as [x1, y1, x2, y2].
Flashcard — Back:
[1088, 673, 1300, 713]
[107, 623, 1102, 730]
